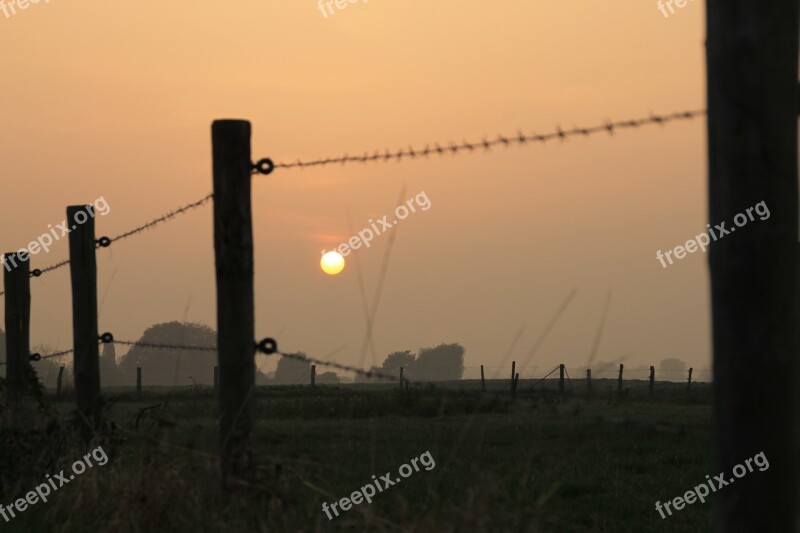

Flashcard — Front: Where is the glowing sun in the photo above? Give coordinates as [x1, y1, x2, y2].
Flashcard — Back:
[320, 251, 345, 275]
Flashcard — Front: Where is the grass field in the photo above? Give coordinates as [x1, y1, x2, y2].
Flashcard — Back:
[0, 380, 713, 532]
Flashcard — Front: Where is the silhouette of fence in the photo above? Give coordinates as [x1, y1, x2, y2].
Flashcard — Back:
[0, 109, 707, 478]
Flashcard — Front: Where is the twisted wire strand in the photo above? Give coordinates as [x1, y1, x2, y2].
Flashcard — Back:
[0, 194, 215, 297]
[271, 110, 706, 170]
[273, 350, 405, 384]
[113, 339, 217, 353]
[104, 193, 213, 244]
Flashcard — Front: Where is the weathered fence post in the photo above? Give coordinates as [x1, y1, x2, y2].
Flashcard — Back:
[559, 364, 565, 394]
[399, 366, 404, 389]
[136, 367, 142, 398]
[617, 364, 624, 393]
[687, 367, 693, 392]
[56, 366, 64, 396]
[480, 364, 485, 392]
[586, 368, 592, 392]
[707, 2, 798, 530]
[4, 251, 31, 404]
[214, 366, 219, 395]
[67, 205, 101, 430]
[213, 119, 256, 484]
[649, 366, 655, 396]
[511, 361, 515, 392]
[310, 364, 316, 387]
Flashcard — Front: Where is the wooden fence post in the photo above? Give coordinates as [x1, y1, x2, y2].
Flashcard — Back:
[3, 252, 31, 404]
[213, 119, 256, 484]
[617, 363, 624, 393]
[56, 366, 64, 396]
[136, 367, 142, 398]
[512, 372, 519, 399]
[480, 364, 485, 392]
[586, 368, 592, 392]
[67, 205, 101, 430]
[399, 366, 404, 389]
[707, 2, 798, 530]
[687, 368, 693, 392]
[649, 366, 655, 396]
[559, 364, 565, 394]
[310, 364, 316, 387]
[511, 361, 515, 391]
[214, 366, 219, 394]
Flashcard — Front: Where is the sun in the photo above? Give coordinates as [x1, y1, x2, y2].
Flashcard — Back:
[320, 250, 345, 275]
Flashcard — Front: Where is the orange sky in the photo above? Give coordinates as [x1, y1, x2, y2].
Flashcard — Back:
[0, 1, 708, 379]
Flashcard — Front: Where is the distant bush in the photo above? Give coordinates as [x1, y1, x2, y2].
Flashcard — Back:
[274, 355, 311, 384]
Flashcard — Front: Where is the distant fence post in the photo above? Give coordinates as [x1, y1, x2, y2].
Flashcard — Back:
[399, 366, 404, 389]
[136, 367, 142, 398]
[310, 364, 316, 387]
[617, 364, 624, 393]
[480, 365, 485, 392]
[649, 366, 655, 396]
[586, 368, 592, 392]
[559, 364, 565, 394]
[56, 366, 65, 396]
[3, 251, 31, 404]
[212, 119, 256, 485]
[687, 367, 693, 392]
[67, 205, 101, 430]
[511, 361, 515, 392]
[214, 366, 219, 394]
[512, 372, 519, 399]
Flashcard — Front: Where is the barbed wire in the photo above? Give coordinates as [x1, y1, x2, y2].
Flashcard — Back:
[113, 339, 217, 353]
[0, 194, 214, 297]
[101, 193, 213, 245]
[269, 110, 706, 170]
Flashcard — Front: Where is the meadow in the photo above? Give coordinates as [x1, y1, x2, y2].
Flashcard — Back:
[0, 379, 712, 532]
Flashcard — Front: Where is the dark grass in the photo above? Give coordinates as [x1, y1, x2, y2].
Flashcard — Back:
[0, 382, 713, 532]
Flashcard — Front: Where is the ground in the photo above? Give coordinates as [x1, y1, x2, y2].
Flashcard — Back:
[0, 380, 712, 532]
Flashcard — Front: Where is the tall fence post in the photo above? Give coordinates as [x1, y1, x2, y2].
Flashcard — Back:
[586, 368, 592, 392]
[559, 364, 565, 394]
[511, 361, 515, 392]
[3, 251, 31, 404]
[310, 364, 316, 387]
[617, 363, 624, 393]
[67, 205, 101, 430]
[707, 2, 798, 530]
[136, 367, 142, 398]
[649, 366, 655, 396]
[213, 119, 256, 485]
[480, 364, 485, 392]
[56, 366, 65, 396]
[687, 368, 693, 392]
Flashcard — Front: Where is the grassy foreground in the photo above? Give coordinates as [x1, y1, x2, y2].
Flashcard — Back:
[0, 384, 712, 532]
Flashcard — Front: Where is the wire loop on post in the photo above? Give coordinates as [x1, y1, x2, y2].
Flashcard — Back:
[252, 158, 275, 175]
[29, 353, 41, 362]
[100, 332, 114, 343]
[256, 338, 278, 355]
[97, 236, 112, 248]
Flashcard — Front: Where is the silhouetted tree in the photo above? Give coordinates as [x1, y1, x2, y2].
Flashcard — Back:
[659, 358, 687, 372]
[413, 343, 465, 381]
[119, 322, 217, 386]
[381, 350, 415, 377]
[273, 354, 310, 384]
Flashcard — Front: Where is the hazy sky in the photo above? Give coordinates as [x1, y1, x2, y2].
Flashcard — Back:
[0, 1, 708, 379]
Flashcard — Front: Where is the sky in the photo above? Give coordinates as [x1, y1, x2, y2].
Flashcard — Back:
[0, 0, 708, 380]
